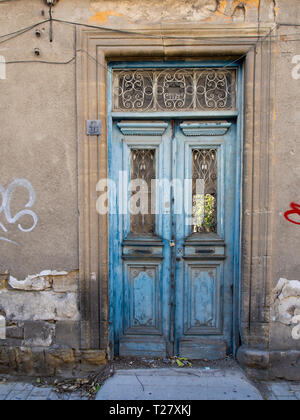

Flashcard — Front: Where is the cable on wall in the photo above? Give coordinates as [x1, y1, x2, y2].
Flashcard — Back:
[2, 18, 300, 71]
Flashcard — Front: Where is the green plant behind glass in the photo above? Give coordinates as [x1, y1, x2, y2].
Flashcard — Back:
[193, 194, 216, 233]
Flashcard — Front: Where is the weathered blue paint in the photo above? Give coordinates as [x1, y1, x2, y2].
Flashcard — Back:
[172, 121, 237, 358]
[107, 61, 243, 359]
[111, 111, 239, 120]
[232, 65, 243, 356]
[109, 120, 173, 356]
[110, 61, 240, 70]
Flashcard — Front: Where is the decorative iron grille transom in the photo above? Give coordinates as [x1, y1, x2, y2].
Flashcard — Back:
[113, 68, 236, 112]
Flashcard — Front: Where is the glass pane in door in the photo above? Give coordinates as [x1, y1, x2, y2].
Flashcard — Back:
[130, 148, 156, 235]
[192, 149, 218, 233]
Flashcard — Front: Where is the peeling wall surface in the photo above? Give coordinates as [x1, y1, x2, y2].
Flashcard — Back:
[0, 0, 299, 378]
[272, 278, 300, 342]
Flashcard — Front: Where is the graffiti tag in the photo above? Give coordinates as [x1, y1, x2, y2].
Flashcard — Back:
[0, 179, 38, 245]
[284, 202, 300, 225]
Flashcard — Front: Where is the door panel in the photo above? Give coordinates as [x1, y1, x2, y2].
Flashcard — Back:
[110, 121, 173, 357]
[124, 264, 161, 335]
[174, 121, 235, 359]
[184, 263, 223, 336]
[109, 119, 237, 359]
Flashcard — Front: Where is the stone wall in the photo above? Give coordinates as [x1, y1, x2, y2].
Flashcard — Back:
[0, 271, 106, 376]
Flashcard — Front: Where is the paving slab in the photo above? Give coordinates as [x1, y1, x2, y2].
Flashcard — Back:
[0, 382, 85, 400]
[96, 368, 263, 401]
[264, 382, 300, 401]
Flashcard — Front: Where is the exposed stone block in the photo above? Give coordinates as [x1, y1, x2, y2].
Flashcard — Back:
[0, 274, 8, 290]
[0, 315, 5, 339]
[6, 323, 24, 340]
[15, 347, 33, 375]
[24, 321, 55, 347]
[237, 346, 269, 370]
[52, 271, 79, 293]
[45, 347, 76, 375]
[31, 348, 49, 376]
[0, 291, 80, 321]
[0, 338, 24, 347]
[238, 346, 300, 381]
[0, 347, 10, 374]
[0, 345, 107, 376]
[269, 350, 300, 381]
[81, 350, 106, 366]
[55, 321, 80, 349]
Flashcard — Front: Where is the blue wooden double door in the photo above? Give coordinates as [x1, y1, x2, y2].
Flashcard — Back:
[109, 119, 238, 359]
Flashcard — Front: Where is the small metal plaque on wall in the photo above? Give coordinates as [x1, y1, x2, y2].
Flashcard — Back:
[86, 120, 102, 136]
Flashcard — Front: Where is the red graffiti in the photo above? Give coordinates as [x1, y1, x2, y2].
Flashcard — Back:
[284, 203, 300, 225]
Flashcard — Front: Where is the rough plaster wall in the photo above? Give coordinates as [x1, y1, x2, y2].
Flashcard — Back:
[22, 0, 276, 26]
[0, 1, 78, 279]
[90, 0, 220, 24]
[270, 0, 300, 349]
[88, 0, 268, 24]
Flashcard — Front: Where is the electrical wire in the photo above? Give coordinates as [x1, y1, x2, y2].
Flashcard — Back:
[279, 23, 300, 27]
[53, 17, 278, 41]
[0, 20, 51, 47]
[0, 20, 50, 40]
[0, 16, 299, 46]
[4, 56, 76, 65]
[0, 17, 300, 70]
[0, 17, 278, 43]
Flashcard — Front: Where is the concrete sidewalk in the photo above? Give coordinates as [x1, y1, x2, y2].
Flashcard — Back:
[1, 368, 300, 400]
[96, 367, 263, 401]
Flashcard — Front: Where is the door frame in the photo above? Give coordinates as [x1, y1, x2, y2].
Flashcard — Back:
[107, 61, 243, 357]
[76, 24, 276, 359]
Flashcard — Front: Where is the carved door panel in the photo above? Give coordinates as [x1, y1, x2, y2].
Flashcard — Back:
[109, 119, 237, 359]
